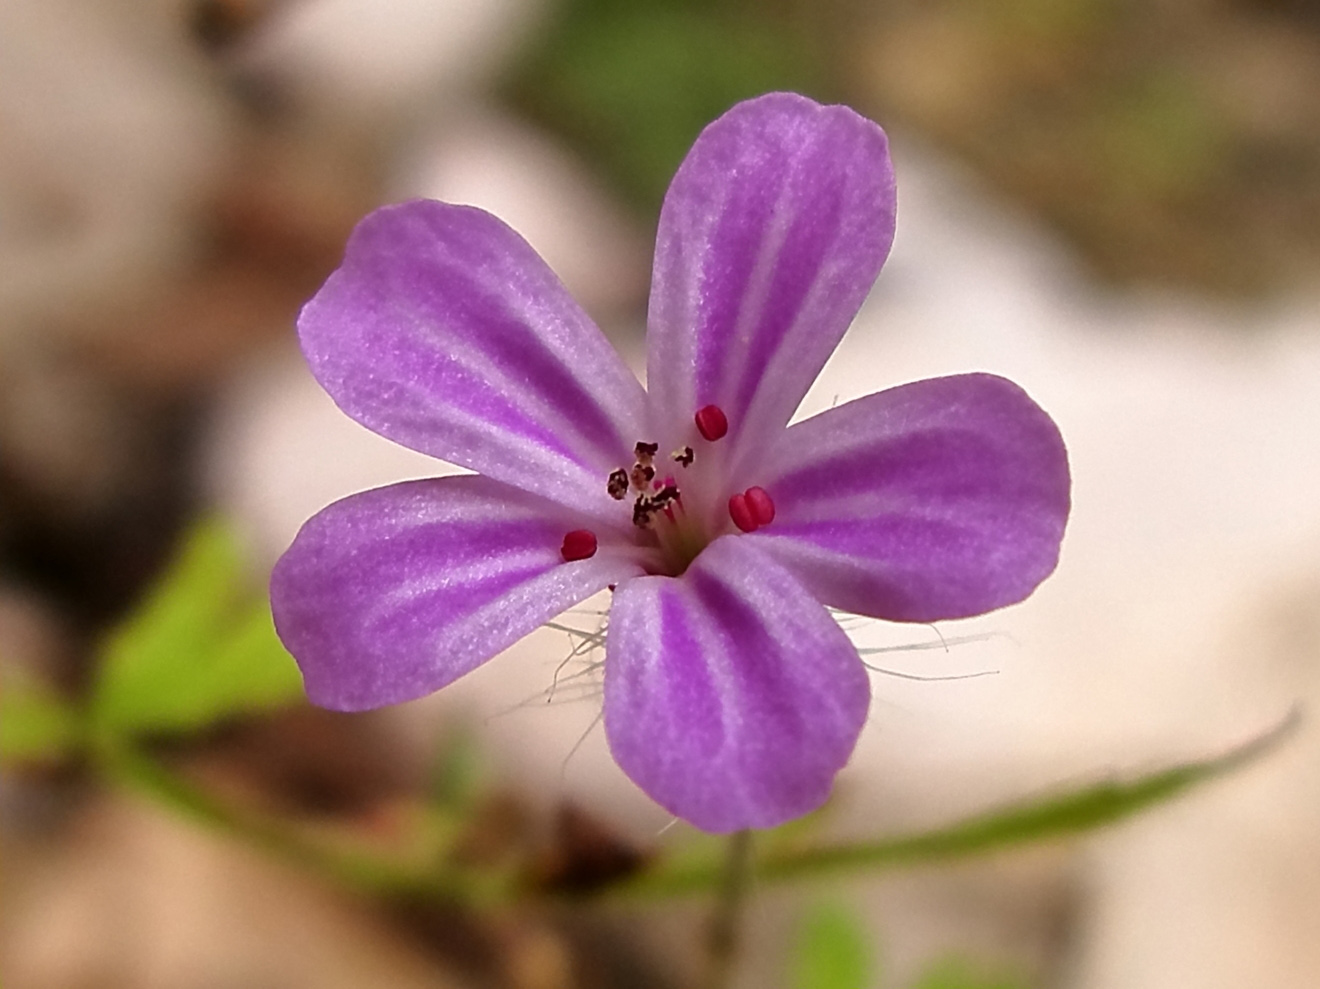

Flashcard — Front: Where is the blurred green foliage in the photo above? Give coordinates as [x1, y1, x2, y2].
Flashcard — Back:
[507, 0, 829, 212]
[857, 0, 1320, 292]
[0, 671, 81, 762]
[912, 956, 1030, 989]
[1, 519, 301, 770]
[792, 901, 875, 989]
[788, 902, 1036, 989]
[91, 519, 302, 738]
[509, 0, 1320, 293]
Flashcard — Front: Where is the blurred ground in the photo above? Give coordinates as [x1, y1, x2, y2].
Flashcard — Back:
[2, 1, 1319, 988]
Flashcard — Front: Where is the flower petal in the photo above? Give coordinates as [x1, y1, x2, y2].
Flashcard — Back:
[604, 536, 869, 832]
[271, 475, 644, 710]
[646, 93, 896, 464]
[753, 373, 1070, 622]
[299, 200, 647, 522]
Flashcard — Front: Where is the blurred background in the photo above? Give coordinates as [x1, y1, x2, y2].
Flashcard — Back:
[2, 0, 1319, 987]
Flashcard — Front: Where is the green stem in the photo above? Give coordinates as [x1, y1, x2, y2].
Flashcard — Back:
[700, 830, 754, 989]
[93, 736, 498, 903]
[607, 711, 1299, 901]
[87, 710, 1297, 910]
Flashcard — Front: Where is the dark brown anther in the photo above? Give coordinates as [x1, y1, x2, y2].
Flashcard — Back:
[672, 446, 695, 467]
[632, 498, 655, 528]
[634, 441, 659, 462]
[630, 463, 656, 489]
[607, 468, 629, 500]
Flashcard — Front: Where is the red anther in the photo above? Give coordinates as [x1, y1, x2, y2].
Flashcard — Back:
[694, 404, 729, 441]
[560, 529, 598, 562]
[728, 492, 758, 533]
[744, 486, 775, 526]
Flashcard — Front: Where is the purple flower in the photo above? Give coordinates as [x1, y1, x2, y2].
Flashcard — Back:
[270, 93, 1070, 833]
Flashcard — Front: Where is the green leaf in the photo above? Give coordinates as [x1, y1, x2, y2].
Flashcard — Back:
[791, 902, 874, 989]
[91, 518, 303, 737]
[0, 672, 81, 763]
[911, 955, 1029, 989]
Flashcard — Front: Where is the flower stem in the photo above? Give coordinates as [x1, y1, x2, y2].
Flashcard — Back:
[700, 829, 754, 989]
[93, 736, 497, 903]
[607, 711, 1300, 904]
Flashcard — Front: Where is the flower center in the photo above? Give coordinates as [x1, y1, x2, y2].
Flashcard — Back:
[593, 404, 777, 576]
[605, 441, 705, 574]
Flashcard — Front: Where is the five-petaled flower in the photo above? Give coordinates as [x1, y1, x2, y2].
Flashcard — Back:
[270, 93, 1070, 833]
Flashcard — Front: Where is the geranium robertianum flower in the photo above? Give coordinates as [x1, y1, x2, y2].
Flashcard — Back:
[270, 92, 1070, 833]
